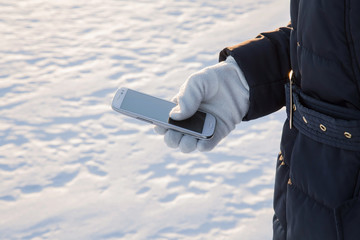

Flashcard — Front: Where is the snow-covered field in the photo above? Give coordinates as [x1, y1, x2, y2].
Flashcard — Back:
[0, 0, 289, 239]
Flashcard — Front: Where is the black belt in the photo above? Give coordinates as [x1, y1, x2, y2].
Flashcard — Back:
[285, 82, 360, 151]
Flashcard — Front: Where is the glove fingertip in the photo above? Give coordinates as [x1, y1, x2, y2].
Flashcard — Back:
[169, 106, 188, 121]
[197, 139, 217, 152]
[154, 125, 167, 135]
[164, 130, 182, 148]
[179, 135, 197, 153]
[169, 107, 181, 119]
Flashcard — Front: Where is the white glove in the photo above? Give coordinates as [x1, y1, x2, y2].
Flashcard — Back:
[155, 56, 250, 153]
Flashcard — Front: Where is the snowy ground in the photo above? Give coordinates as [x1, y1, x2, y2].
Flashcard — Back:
[0, 0, 289, 239]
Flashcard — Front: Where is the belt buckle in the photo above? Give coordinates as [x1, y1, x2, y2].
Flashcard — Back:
[289, 71, 293, 129]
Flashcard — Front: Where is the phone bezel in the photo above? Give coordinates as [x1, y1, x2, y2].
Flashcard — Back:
[111, 87, 216, 139]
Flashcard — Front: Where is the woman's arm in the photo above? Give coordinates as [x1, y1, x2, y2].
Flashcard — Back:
[219, 23, 292, 120]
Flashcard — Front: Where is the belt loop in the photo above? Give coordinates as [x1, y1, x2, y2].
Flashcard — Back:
[289, 70, 294, 129]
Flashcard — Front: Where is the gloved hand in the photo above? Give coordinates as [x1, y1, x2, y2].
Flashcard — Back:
[155, 56, 250, 153]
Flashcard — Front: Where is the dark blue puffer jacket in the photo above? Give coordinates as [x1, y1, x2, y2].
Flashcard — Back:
[220, 1, 360, 239]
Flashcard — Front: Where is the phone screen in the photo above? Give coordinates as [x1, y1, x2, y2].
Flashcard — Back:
[120, 89, 206, 133]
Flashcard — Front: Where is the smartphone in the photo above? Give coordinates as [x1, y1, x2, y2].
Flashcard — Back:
[111, 87, 216, 139]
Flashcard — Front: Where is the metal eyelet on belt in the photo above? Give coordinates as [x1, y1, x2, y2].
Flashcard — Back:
[302, 116, 308, 124]
[344, 132, 352, 139]
[320, 124, 327, 132]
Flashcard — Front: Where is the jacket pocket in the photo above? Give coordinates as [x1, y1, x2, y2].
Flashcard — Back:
[286, 173, 360, 240]
[286, 183, 338, 240]
[334, 198, 360, 240]
[352, 169, 360, 198]
[334, 169, 360, 240]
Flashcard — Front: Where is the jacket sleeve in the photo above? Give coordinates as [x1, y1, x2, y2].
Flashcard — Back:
[219, 24, 292, 121]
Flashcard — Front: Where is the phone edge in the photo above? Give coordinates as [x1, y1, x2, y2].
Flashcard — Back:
[111, 87, 215, 140]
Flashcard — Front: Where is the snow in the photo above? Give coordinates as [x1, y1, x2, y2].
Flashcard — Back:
[0, 0, 289, 239]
